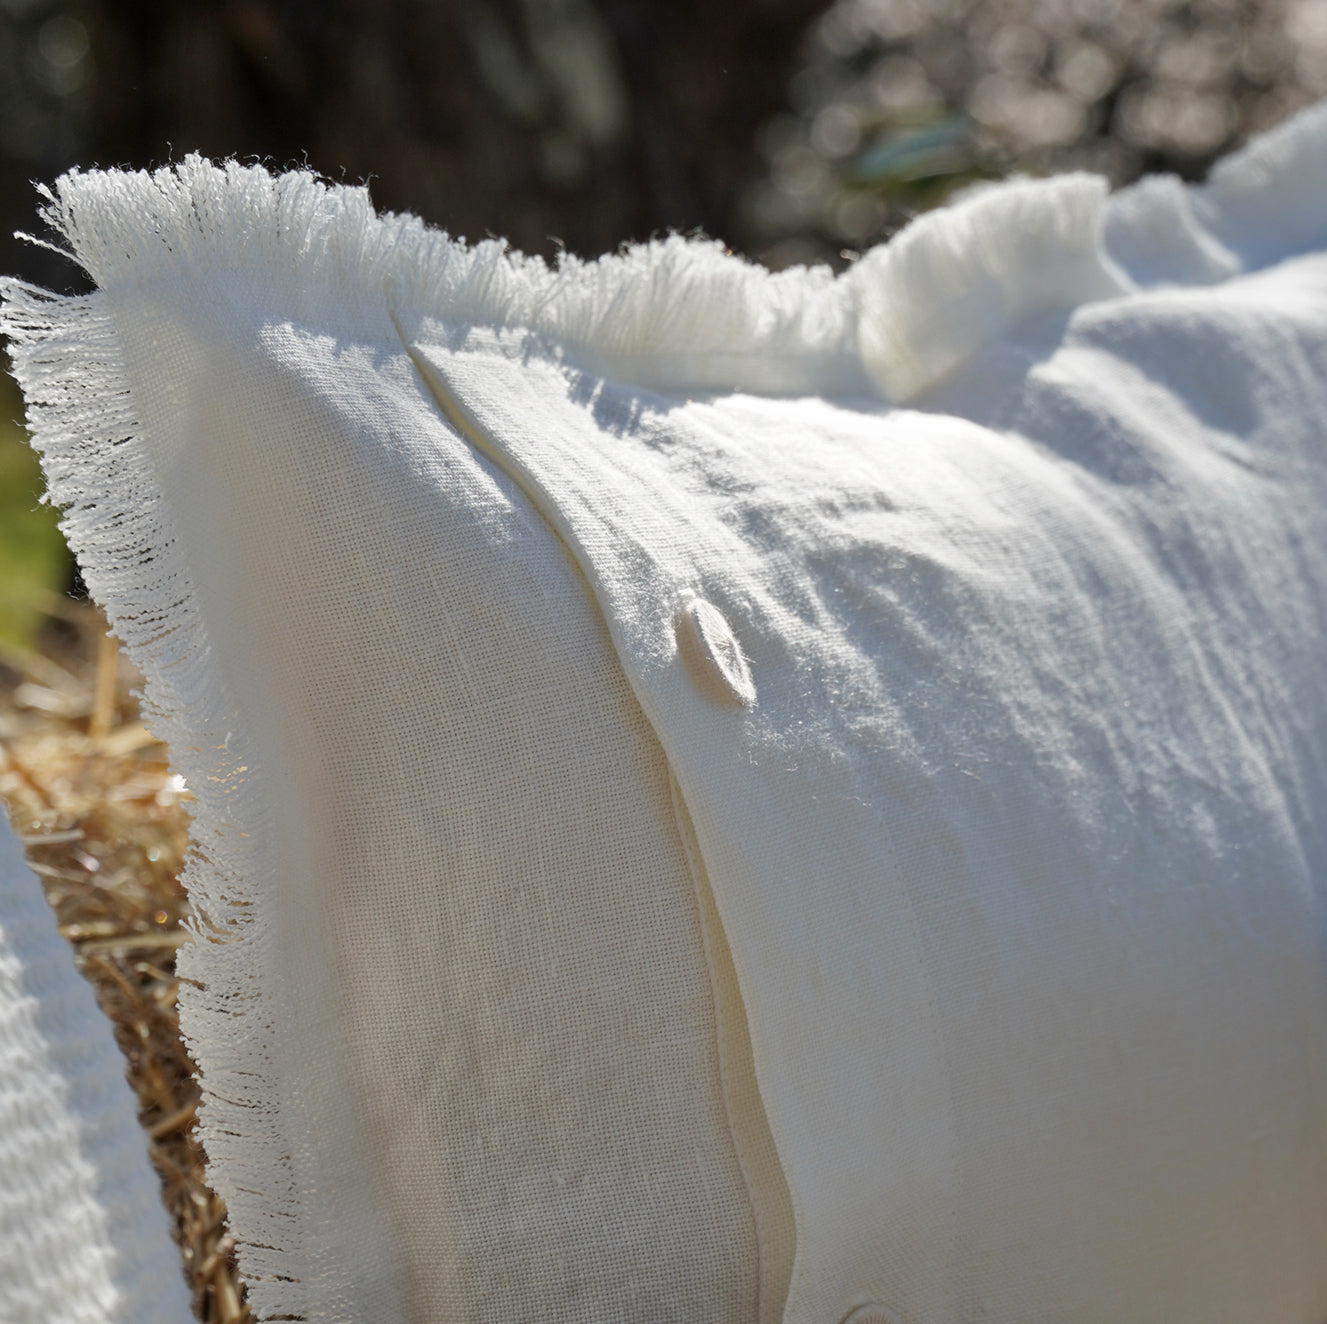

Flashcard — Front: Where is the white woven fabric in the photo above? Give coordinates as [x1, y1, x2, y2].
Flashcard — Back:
[5, 103, 1327, 1324]
[0, 808, 191, 1322]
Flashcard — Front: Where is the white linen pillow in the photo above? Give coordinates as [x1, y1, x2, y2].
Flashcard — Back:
[5, 103, 1327, 1323]
[0, 807, 191, 1323]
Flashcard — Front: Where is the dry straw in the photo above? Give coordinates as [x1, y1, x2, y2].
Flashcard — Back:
[0, 595, 249, 1324]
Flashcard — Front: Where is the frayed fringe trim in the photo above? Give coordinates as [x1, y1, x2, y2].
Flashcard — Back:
[0, 280, 344, 1324]
[1205, 98, 1327, 269]
[857, 173, 1127, 400]
[28, 157, 1119, 404]
[38, 158, 873, 400]
[1103, 98, 1327, 289]
[27, 98, 1327, 405]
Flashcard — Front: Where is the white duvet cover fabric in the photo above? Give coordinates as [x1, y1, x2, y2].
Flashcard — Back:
[5, 103, 1327, 1324]
[0, 808, 190, 1322]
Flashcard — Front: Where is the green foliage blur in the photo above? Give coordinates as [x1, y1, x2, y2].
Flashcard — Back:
[0, 370, 70, 653]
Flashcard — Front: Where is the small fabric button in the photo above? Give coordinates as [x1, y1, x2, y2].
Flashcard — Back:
[839, 1307, 897, 1324]
[675, 598, 756, 708]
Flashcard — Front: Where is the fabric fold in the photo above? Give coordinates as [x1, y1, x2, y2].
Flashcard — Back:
[405, 331, 962, 1323]
[404, 308, 1327, 1321]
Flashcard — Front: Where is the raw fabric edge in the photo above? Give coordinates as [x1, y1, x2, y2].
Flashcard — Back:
[1102, 98, 1327, 288]
[31, 157, 1121, 404]
[1204, 94, 1327, 270]
[0, 279, 374, 1323]
[34, 158, 874, 401]
[855, 171, 1129, 400]
[26, 99, 1327, 408]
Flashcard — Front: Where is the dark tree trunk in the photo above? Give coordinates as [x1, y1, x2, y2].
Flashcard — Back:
[24, 0, 827, 275]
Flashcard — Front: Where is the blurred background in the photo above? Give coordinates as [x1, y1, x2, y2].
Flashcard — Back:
[3, 0, 1327, 641]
